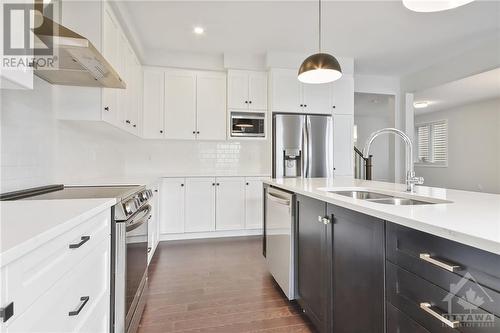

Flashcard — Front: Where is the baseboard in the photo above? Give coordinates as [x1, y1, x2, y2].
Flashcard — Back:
[159, 229, 263, 241]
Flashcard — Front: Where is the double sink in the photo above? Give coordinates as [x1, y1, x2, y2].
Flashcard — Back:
[321, 190, 451, 205]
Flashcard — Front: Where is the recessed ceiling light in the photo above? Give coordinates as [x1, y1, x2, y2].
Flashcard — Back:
[413, 101, 429, 109]
[193, 26, 205, 35]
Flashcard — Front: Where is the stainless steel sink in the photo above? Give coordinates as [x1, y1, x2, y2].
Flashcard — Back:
[332, 191, 393, 200]
[329, 190, 438, 205]
[366, 197, 431, 205]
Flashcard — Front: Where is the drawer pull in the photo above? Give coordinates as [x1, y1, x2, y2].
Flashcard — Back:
[419, 253, 460, 272]
[69, 236, 91, 249]
[420, 302, 460, 328]
[68, 296, 89, 316]
[0, 302, 14, 323]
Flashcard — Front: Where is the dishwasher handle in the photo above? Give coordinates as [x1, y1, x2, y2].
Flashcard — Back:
[266, 192, 291, 206]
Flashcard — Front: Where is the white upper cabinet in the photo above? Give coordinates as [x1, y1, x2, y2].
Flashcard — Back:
[184, 178, 216, 232]
[302, 81, 333, 114]
[215, 177, 246, 231]
[196, 72, 227, 140]
[270, 68, 335, 115]
[331, 75, 354, 115]
[101, 5, 119, 125]
[164, 70, 197, 140]
[142, 68, 165, 139]
[270, 69, 302, 113]
[228, 70, 267, 111]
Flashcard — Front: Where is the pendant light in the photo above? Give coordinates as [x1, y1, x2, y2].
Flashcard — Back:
[298, 0, 342, 84]
[403, 0, 475, 12]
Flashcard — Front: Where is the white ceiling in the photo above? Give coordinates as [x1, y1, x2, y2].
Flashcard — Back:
[414, 67, 500, 114]
[119, 0, 500, 76]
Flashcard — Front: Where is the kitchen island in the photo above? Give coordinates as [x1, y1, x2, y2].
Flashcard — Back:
[263, 177, 500, 333]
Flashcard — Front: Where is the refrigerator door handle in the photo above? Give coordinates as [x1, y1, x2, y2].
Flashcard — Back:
[302, 120, 308, 178]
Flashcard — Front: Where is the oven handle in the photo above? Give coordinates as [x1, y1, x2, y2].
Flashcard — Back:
[125, 204, 152, 232]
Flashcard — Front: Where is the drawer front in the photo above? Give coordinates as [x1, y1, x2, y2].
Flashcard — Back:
[4, 209, 110, 320]
[4, 237, 110, 333]
[387, 262, 500, 333]
[387, 302, 431, 333]
[386, 223, 500, 305]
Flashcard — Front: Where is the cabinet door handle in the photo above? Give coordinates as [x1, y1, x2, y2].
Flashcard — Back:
[69, 296, 90, 316]
[317, 216, 331, 224]
[69, 236, 90, 249]
[147, 247, 152, 253]
[125, 120, 131, 124]
[216, 183, 220, 186]
[181, 184, 184, 187]
[0, 302, 14, 323]
[304, 104, 307, 107]
[419, 253, 461, 272]
[300, 104, 303, 107]
[197, 131, 200, 134]
[245, 101, 248, 104]
[192, 131, 196, 134]
[212, 183, 216, 186]
[332, 105, 336, 109]
[249, 101, 252, 104]
[104, 106, 109, 111]
[160, 130, 164, 134]
[246, 182, 249, 185]
[419, 302, 460, 328]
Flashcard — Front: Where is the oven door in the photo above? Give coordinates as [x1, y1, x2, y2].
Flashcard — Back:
[114, 204, 151, 333]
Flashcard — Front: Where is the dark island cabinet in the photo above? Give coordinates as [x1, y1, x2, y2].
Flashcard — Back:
[327, 204, 385, 333]
[295, 195, 385, 333]
[296, 194, 333, 333]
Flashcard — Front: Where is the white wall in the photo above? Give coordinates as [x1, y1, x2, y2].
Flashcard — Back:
[354, 93, 395, 182]
[414, 98, 500, 194]
[0, 77, 270, 193]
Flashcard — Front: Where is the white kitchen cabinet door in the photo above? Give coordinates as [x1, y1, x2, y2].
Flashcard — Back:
[244, 177, 268, 229]
[332, 75, 354, 115]
[248, 71, 268, 110]
[148, 183, 160, 264]
[142, 68, 165, 139]
[185, 178, 216, 232]
[227, 70, 249, 109]
[164, 70, 197, 140]
[160, 178, 185, 234]
[216, 177, 246, 231]
[333, 114, 354, 176]
[196, 72, 227, 140]
[270, 69, 301, 113]
[302, 82, 333, 115]
[116, 34, 130, 129]
[101, 6, 119, 125]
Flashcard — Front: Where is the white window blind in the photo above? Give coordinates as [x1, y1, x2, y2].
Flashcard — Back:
[416, 121, 448, 166]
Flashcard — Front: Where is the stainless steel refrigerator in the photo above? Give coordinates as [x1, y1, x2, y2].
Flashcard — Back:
[273, 114, 334, 178]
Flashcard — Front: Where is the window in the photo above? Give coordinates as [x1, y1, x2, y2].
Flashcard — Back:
[415, 120, 448, 166]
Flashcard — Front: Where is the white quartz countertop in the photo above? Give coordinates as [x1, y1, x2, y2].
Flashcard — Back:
[264, 177, 500, 255]
[0, 198, 116, 266]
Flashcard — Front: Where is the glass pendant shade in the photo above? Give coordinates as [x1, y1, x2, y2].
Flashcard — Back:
[403, 0, 474, 12]
[298, 53, 342, 84]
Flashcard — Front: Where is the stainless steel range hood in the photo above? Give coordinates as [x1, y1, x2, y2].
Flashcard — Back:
[33, 13, 126, 89]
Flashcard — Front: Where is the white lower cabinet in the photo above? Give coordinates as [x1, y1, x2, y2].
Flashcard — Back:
[160, 178, 185, 234]
[0, 210, 111, 333]
[160, 176, 269, 237]
[185, 178, 216, 232]
[148, 182, 161, 264]
[215, 177, 246, 231]
[244, 177, 267, 229]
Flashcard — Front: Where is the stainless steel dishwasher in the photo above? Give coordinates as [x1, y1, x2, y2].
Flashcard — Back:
[265, 186, 295, 300]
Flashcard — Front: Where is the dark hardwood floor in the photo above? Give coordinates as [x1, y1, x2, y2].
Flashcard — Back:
[139, 236, 314, 333]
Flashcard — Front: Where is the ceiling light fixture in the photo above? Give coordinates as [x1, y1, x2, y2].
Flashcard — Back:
[413, 101, 429, 109]
[403, 0, 475, 12]
[298, 0, 342, 84]
[193, 26, 205, 35]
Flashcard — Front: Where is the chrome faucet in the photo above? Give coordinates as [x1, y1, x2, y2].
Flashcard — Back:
[362, 128, 424, 192]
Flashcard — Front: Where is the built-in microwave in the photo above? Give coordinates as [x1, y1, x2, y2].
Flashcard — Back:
[230, 112, 266, 137]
